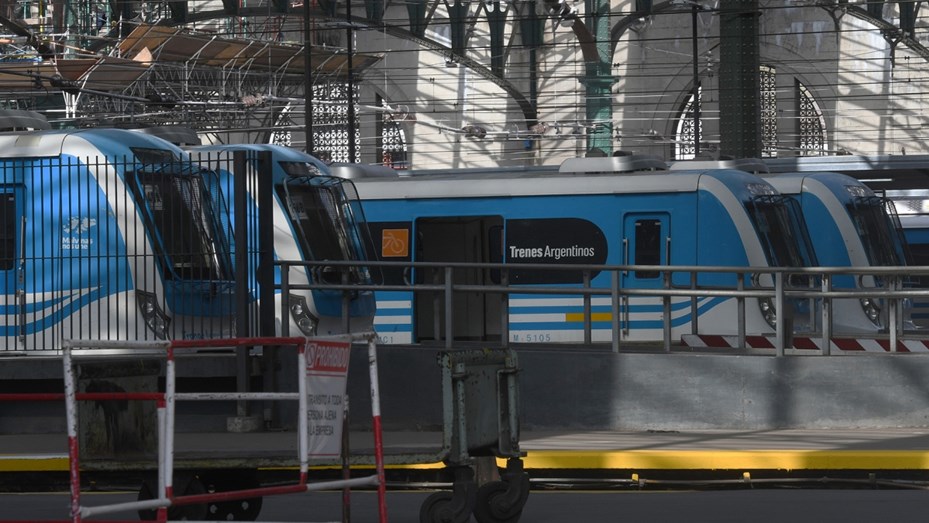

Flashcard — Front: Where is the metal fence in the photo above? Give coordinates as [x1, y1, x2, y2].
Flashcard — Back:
[283, 259, 929, 356]
[0, 152, 268, 353]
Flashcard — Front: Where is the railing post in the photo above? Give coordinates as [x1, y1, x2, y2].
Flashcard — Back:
[690, 271, 698, 335]
[738, 275, 745, 350]
[342, 269, 351, 334]
[281, 265, 290, 337]
[583, 271, 592, 345]
[890, 275, 899, 353]
[775, 272, 785, 357]
[445, 266, 454, 350]
[663, 269, 671, 352]
[822, 274, 832, 356]
[611, 271, 620, 353]
[501, 270, 510, 348]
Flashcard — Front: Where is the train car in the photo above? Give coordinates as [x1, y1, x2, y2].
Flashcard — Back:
[186, 144, 376, 336]
[344, 156, 818, 345]
[0, 129, 236, 353]
[673, 159, 910, 334]
[765, 155, 929, 329]
[764, 172, 909, 333]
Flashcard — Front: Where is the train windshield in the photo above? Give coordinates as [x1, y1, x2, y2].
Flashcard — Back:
[278, 175, 371, 283]
[128, 163, 230, 281]
[745, 194, 818, 267]
[848, 195, 905, 266]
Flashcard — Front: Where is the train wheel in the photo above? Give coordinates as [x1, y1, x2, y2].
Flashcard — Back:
[473, 481, 524, 523]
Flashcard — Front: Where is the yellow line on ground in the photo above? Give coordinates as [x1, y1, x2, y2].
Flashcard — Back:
[6, 450, 929, 473]
[514, 450, 929, 470]
[0, 456, 68, 472]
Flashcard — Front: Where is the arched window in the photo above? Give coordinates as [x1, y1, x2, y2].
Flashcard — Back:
[674, 87, 701, 160]
[797, 80, 826, 156]
[673, 67, 827, 159]
[760, 65, 778, 158]
[304, 80, 409, 167]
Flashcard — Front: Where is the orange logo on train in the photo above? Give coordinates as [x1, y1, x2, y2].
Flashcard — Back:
[381, 229, 409, 257]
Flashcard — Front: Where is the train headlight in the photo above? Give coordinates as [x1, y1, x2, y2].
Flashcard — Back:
[289, 294, 318, 336]
[137, 290, 169, 339]
[860, 297, 882, 325]
[759, 297, 777, 329]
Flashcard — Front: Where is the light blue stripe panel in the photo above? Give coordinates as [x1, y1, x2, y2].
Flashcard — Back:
[373, 309, 411, 317]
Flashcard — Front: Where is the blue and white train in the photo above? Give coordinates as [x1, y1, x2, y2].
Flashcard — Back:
[673, 159, 910, 334]
[345, 156, 817, 344]
[0, 129, 236, 352]
[763, 155, 927, 329]
[185, 144, 376, 336]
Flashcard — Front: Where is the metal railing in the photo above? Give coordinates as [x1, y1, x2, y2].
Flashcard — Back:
[280, 259, 929, 357]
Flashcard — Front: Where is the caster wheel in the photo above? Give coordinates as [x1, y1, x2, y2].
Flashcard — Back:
[420, 491, 455, 523]
[473, 480, 525, 523]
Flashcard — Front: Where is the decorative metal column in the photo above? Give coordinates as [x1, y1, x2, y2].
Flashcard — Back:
[583, 0, 614, 157]
[718, 0, 761, 158]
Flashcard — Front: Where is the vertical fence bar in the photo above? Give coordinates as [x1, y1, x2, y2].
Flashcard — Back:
[233, 151, 250, 417]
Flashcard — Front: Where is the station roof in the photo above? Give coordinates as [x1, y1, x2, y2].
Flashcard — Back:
[0, 22, 381, 92]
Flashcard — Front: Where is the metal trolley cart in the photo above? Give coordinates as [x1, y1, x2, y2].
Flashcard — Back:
[419, 348, 530, 523]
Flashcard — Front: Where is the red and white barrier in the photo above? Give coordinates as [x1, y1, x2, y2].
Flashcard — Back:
[53, 334, 386, 523]
[682, 334, 929, 352]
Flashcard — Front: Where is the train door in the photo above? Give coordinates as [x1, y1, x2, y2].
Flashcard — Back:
[0, 185, 23, 350]
[621, 213, 670, 332]
[413, 216, 503, 343]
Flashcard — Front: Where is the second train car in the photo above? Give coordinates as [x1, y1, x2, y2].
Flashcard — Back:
[186, 143, 376, 336]
[345, 156, 817, 345]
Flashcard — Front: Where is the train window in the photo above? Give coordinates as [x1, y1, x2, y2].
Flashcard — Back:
[848, 196, 904, 266]
[278, 180, 367, 284]
[131, 148, 179, 165]
[746, 195, 817, 268]
[279, 161, 324, 177]
[634, 219, 662, 279]
[128, 172, 227, 281]
[0, 193, 14, 271]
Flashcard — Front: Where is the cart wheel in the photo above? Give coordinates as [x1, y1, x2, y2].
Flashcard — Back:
[420, 491, 457, 523]
[473, 481, 525, 523]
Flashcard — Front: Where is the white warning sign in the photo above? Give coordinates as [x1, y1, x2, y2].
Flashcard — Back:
[305, 339, 351, 458]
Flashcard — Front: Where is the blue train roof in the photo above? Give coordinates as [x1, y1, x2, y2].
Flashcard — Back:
[352, 166, 773, 200]
[188, 143, 331, 177]
[763, 171, 874, 197]
[0, 128, 185, 158]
